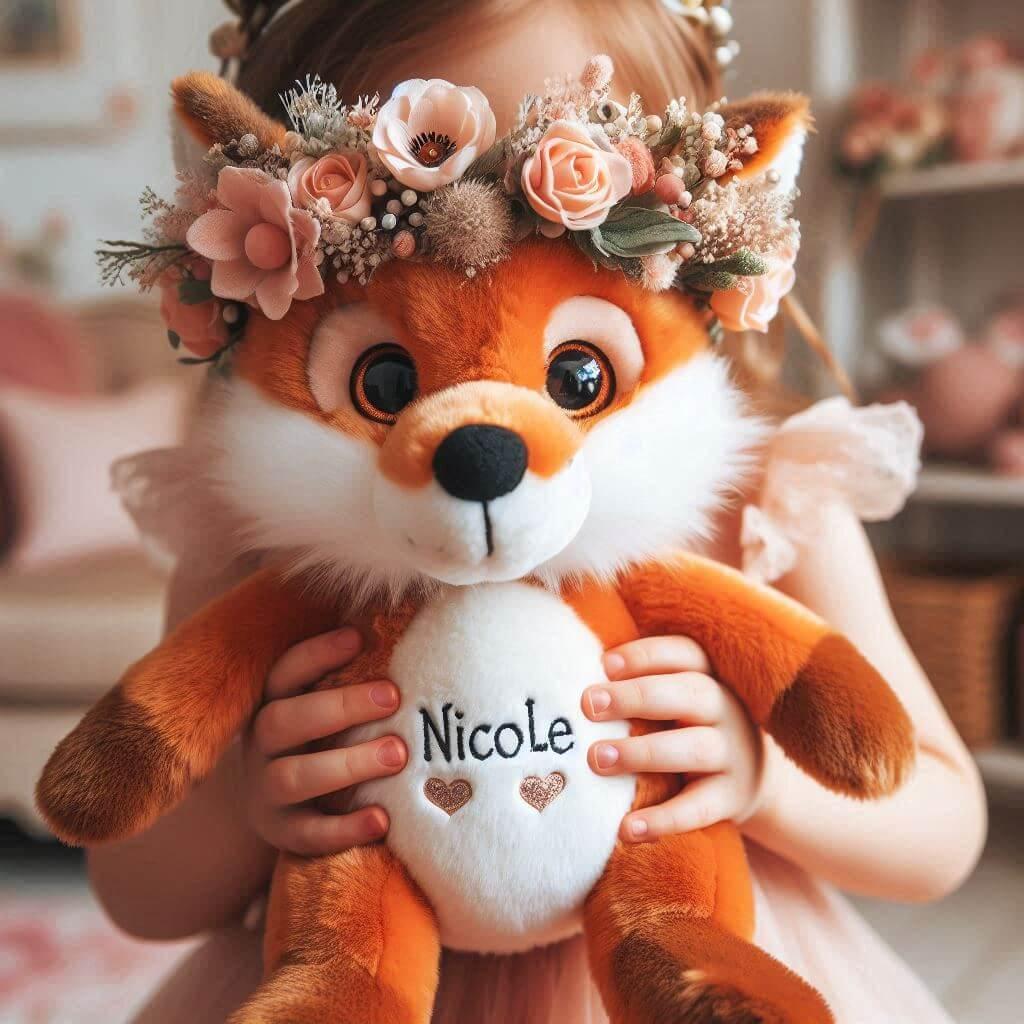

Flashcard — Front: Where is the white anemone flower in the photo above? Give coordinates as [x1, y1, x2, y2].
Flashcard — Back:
[372, 78, 497, 192]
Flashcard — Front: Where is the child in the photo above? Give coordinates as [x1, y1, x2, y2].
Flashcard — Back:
[92, 2, 985, 1022]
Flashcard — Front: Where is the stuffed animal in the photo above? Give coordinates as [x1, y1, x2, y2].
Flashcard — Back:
[37, 66, 916, 1024]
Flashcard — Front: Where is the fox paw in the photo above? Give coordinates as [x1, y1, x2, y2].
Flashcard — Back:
[36, 688, 188, 844]
[767, 634, 916, 800]
[610, 934, 833, 1024]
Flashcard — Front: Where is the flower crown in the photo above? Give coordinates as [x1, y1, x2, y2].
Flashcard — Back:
[97, 56, 805, 367]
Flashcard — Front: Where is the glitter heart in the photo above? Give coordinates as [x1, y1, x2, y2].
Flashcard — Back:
[424, 777, 473, 816]
[519, 772, 566, 812]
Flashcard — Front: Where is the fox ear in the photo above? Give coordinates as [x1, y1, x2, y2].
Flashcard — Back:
[719, 92, 812, 193]
[171, 71, 286, 151]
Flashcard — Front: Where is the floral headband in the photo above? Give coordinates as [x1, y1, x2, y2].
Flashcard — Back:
[98, 56, 805, 367]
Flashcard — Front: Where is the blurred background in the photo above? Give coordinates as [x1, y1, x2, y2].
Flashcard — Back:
[0, 1, 1022, 1021]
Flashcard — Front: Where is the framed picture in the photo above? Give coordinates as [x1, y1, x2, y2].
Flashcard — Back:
[0, 0, 142, 145]
[0, 0, 78, 67]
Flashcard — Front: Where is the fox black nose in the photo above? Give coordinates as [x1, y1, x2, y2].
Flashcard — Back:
[433, 425, 528, 502]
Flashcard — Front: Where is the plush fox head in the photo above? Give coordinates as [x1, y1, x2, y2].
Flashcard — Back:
[172, 74, 810, 597]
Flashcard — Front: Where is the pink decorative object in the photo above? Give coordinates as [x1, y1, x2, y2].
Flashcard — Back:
[952, 62, 1024, 162]
[615, 136, 657, 195]
[878, 306, 965, 367]
[521, 120, 632, 231]
[0, 289, 94, 395]
[287, 151, 373, 225]
[187, 166, 324, 321]
[710, 245, 797, 334]
[158, 263, 230, 360]
[654, 174, 689, 206]
[911, 344, 1023, 459]
[0, 379, 189, 569]
[372, 79, 496, 192]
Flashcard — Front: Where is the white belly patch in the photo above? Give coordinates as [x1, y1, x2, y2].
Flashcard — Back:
[348, 583, 635, 953]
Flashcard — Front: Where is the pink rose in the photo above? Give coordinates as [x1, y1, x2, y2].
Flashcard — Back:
[373, 78, 496, 192]
[187, 166, 324, 321]
[288, 151, 372, 225]
[159, 262, 229, 359]
[521, 121, 633, 231]
[711, 246, 798, 334]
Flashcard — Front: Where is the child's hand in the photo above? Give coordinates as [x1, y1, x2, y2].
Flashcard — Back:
[582, 636, 764, 844]
[244, 627, 407, 856]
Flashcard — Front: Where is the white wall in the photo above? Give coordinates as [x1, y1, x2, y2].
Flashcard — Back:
[0, 0, 223, 299]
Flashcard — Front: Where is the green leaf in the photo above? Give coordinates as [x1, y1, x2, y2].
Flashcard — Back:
[709, 248, 769, 278]
[572, 229, 623, 272]
[178, 277, 214, 305]
[690, 270, 738, 291]
[167, 330, 181, 349]
[590, 206, 701, 259]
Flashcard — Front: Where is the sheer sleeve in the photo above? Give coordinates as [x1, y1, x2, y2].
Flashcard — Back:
[741, 398, 923, 584]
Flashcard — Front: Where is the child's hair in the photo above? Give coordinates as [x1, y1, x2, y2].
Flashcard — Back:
[231, 0, 721, 115]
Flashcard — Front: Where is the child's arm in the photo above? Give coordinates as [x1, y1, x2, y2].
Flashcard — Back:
[583, 501, 985, 904]
[741, 500, 987, 902]
[85, 558, 404, 940]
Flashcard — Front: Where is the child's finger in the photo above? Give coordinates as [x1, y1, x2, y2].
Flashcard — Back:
[269, 806, 389, 857]
[265, 627, 362, 700]
[589, 726, 726, 777]
[264, 736, 407, 806]
[253, 681, 399, 757]
[603, 635, 711, 681]
[582, 672, 723, 725]
[620, 775, 732, 843]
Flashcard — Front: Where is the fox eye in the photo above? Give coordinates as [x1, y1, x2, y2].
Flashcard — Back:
[351, 344, 417, 423]
[546, 342, 614, 418]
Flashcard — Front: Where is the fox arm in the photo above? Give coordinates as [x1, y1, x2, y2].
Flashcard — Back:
[617, 553, 916, 800]
[37, 567, 338, 845]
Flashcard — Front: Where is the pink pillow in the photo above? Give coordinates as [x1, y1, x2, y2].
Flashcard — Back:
[0, 380, 189, 569]
[0, 289, 95, 395]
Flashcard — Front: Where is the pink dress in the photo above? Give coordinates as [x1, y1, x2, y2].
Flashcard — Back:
[127, 398, 953, 1024]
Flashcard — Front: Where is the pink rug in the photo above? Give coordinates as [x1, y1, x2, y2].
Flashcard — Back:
[0, 890, 193, 1024]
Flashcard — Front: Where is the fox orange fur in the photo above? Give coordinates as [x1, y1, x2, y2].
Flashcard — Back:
[37, 76, 914, 1024]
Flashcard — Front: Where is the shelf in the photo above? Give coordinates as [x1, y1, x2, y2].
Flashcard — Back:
[912, 465, 1024, 508]
[880, 157, 1024, 199]
[975, 745, 1024, 791]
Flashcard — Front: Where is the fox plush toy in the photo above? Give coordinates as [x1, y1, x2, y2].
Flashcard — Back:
[38, 65, 915, 1024]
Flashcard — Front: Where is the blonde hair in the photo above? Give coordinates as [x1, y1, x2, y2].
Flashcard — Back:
[234, 0, 720, 115]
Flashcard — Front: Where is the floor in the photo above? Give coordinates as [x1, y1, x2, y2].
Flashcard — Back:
[1, 789, 1022, 1023]
[853, 782, 1024, 1024]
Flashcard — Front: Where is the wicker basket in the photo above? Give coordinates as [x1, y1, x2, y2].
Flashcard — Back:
[883, 562, 1023, 748]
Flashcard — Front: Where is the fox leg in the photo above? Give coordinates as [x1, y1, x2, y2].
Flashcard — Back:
[586, 824, 833, 1024]
[230, 847, 440, 1024]
[36, 568, 338, 844]
[618, 554, 915, 800]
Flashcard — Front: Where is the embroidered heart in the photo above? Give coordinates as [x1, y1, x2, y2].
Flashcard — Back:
[519, 772, 566, 812]
[424, 777, 472, 816]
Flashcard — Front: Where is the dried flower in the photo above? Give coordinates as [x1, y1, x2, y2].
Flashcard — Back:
[690, 178, 800, 266]
[424, 179, 515, 270]
[615, 137, 657, 195]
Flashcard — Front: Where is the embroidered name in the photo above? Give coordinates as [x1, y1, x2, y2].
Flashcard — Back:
[420, 699, 575, 763]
